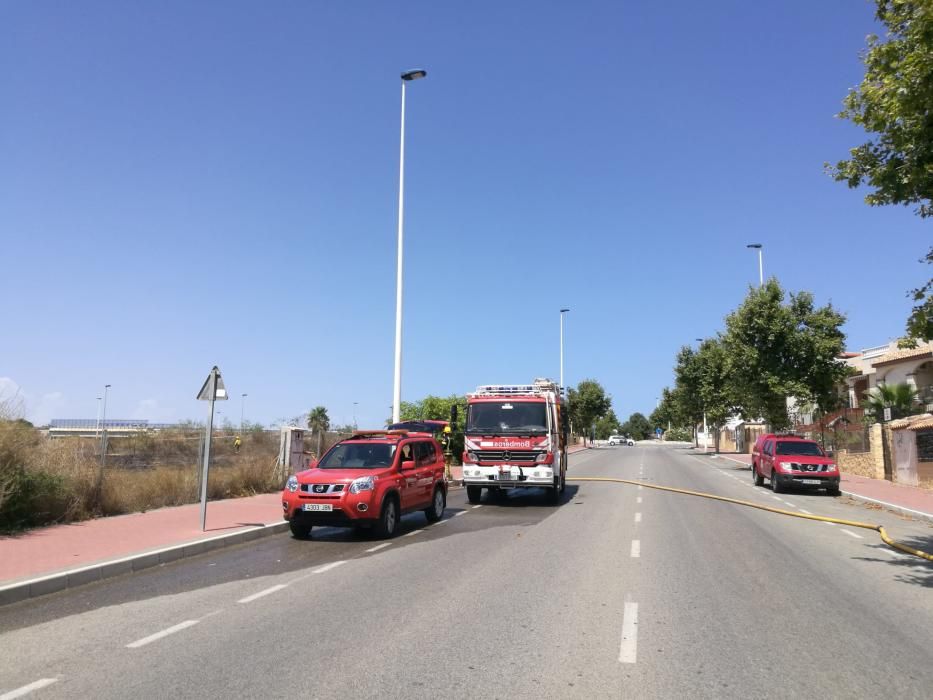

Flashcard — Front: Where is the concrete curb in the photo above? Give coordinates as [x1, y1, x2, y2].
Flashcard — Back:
[0, 521, 290, 607]
[695, 453, 933, 523]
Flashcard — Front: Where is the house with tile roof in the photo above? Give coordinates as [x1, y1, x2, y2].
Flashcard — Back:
[844, 341, 933, 412]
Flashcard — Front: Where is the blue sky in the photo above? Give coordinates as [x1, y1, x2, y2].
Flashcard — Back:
[1, 0, 929, 428]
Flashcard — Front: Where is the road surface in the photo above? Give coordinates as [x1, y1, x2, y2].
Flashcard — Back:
[1, 445, 931, 698]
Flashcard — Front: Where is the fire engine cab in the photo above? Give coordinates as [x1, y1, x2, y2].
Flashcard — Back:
[460, 379, 569, 504]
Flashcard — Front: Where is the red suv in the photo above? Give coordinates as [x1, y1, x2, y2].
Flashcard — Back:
[282, 428, 447, 539]
[751, 434, 840, 495]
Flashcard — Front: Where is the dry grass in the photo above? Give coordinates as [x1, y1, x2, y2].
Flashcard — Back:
[0, 416, 282, 532]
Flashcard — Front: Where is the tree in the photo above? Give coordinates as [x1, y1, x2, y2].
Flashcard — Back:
[671, 347, 706, 445]
[567, 380, 612, 445]
[621, 412, 652, 441]
[723, 281, 848, 429]
[901, 246, 933, 346]
[594, 409, 622, 440]
[827, 1, 933, 217]
[306, 406, 330, 456]
[650, 387, 684, 432]
[398, 394, 465, 458]
[694, 338, 736, 452]
[862, 382, 920, 422]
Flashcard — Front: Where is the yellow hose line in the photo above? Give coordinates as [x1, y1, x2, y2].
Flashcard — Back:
[568, 476, 933, 562]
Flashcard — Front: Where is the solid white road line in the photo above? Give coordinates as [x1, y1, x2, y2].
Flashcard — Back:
[634, 512, 642, 523]
[840, 529, 864, 539]
[0, 679, 59, 700]
[636, 496, 642, 504]
[403, 529, 424, 537]
[313, 561, 347, 574]
[630, 540, 641, 558]
[126, 620, 199, 649]
[619, 601, 639, 663]
[365, 543, 393, 553]
[238, 584, 288, 604]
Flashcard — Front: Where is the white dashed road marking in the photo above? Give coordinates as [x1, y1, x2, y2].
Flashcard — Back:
[840, 529, 864, 539]
[403, 529, 424, 537]
[238, 584, 288, 604]
[630, 540, 641, 558]
[634, 512, 642, 523]
[0, 679, 59, 700]
[127, 620, 199, 649]
[312, 560, 347, 574]
[471, 504, 483, 509]
[799, 509, 813, 515]
[636, 496, 642, 504]
[453, 511, 466, 517]
[365, 543, 393, 553]
[619, 601, 639, 663]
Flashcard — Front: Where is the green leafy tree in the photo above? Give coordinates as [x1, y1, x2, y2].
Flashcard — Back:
[862, 382, 920, 422]
[827, 1, 933, 217]
[672, 347, 706, 445]
[306, 406, 330, 456]
[901, 246, 933, 346]
[650, 387, 684, 433]
[594, 409, 623, 440]
[723, 281, 848, 429]
[567, 380, 612, 445]
[621, 412, 652, 441]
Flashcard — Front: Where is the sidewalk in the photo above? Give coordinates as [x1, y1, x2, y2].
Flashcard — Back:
[2, 446, 592, 605]
[703, 451, 933, 522]
[0, 494, 286, 605]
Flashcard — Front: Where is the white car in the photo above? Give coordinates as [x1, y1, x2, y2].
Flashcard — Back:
[608, 435, 634, 446]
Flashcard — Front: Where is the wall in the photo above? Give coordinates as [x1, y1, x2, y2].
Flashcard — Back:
[837, 449, 882, 479]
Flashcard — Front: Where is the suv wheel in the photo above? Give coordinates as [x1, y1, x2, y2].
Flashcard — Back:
[467, 486, 482, 504]
[753, 464, 764, 486]
[770, 470, 784, 494]
[374, 496, 399, 538]
[289, 517, 312, 540]
[424, 486, 445, 522]
[826, 485, 841, 497]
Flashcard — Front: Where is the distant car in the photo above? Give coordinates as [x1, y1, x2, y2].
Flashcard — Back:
[751, 433, 840, 495]
[608, 435, 635, 446]
[282, 427, 447, 539]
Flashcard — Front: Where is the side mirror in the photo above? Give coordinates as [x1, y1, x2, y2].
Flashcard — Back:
[401, 459, 416, 470]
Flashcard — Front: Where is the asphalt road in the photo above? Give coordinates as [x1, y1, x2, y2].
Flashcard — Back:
[1, 445, 932, 699]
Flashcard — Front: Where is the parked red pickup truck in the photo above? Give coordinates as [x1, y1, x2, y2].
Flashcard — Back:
[751, 433, 840, 496]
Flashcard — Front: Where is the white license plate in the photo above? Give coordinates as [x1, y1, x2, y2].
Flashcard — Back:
[498, 473, 511, 481]
[800, 479, 822, 485]
[302, 503, 333, 512]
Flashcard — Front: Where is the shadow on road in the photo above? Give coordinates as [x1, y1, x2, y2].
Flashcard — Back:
[479, 484, 580, 508]
[854, 538, 933, 588]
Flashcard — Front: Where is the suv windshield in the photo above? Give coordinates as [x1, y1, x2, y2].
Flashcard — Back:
[776, 441, 824, 457]
[466, 402, 547, 434]
[317, 442, 396, 469]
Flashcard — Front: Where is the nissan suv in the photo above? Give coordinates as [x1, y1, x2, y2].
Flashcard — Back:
[751, 434, 840, 495]
[282, 428, 447, 539]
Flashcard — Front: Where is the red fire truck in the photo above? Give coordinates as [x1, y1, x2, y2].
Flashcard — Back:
[460, 379, 569, 504]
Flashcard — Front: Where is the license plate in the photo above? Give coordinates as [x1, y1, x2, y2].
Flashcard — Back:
[302, 503, 333, 512]
[498, 473, 511, 481]
[800, 479, 822, 485]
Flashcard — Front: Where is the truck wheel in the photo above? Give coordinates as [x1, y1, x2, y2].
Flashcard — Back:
[546, 477, 561, 504]
[374, 496, 399, 538]
[289, 518, 312, 540]
[770, 470, 783, 494]
[467, 486, 482, 504]
[753, 464, 764, 486]
[424, 486, 445, 522]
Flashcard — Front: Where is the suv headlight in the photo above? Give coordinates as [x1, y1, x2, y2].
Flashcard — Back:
[780, 462, 796, 472]
[349, 475, 376, 494]
[286, 475, 299, 493]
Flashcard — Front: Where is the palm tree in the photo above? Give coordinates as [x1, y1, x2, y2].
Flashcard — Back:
[862, 383, 920, 422]
[307, 406, 330, 457]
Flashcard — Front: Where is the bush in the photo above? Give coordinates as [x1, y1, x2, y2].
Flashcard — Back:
[664, 427, 694, 442]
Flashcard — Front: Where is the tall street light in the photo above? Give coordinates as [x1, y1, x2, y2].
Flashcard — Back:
[746, 243, 763, 287]
[96, 383, 111, 502]
[240, 393, 247, 432]
[353, 402, 359, 429]
[560, 308, 570, 395]
[95, 396, 102, 438]
[392, 68, 427, 424]
[694, 338, 708, 453]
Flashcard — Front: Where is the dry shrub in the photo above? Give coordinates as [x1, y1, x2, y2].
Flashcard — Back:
[100, 466, 198, 515]
[207, 455, 280, 500]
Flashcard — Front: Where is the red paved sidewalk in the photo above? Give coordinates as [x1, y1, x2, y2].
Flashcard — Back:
[0, 494, 282, 585]
[709, 451, 933, 519]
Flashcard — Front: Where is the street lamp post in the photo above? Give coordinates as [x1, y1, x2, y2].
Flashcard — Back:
[746, 243, 763, 287]
[695, 338, 708, 453]
[240, 393, 247, 432]
[392, 68, 427, 425]
[560, 308, 570, 395]
[353, 402, 358, 429]
[95, 396, 102, 438]
[100, 384, 111, 460]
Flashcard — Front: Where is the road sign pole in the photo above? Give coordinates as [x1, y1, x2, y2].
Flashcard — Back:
[199, 368, 217, 531]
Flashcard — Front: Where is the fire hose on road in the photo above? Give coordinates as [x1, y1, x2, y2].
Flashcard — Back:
[568, 476, 933, 562]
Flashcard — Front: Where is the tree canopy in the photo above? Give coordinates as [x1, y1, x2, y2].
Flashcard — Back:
[827, 1, 933, 217]
[567, 380, 612, 443]
[621, 412, 652, 441]
[902, 246, 933, 345]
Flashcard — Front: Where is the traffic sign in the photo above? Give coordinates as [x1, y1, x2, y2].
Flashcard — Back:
[197, 366, 228, 401]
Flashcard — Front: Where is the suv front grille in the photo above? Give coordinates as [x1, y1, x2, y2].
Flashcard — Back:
[786, 463, 828, 472]
[474, 450, 540, 463]
[300, 483, 346, 494]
